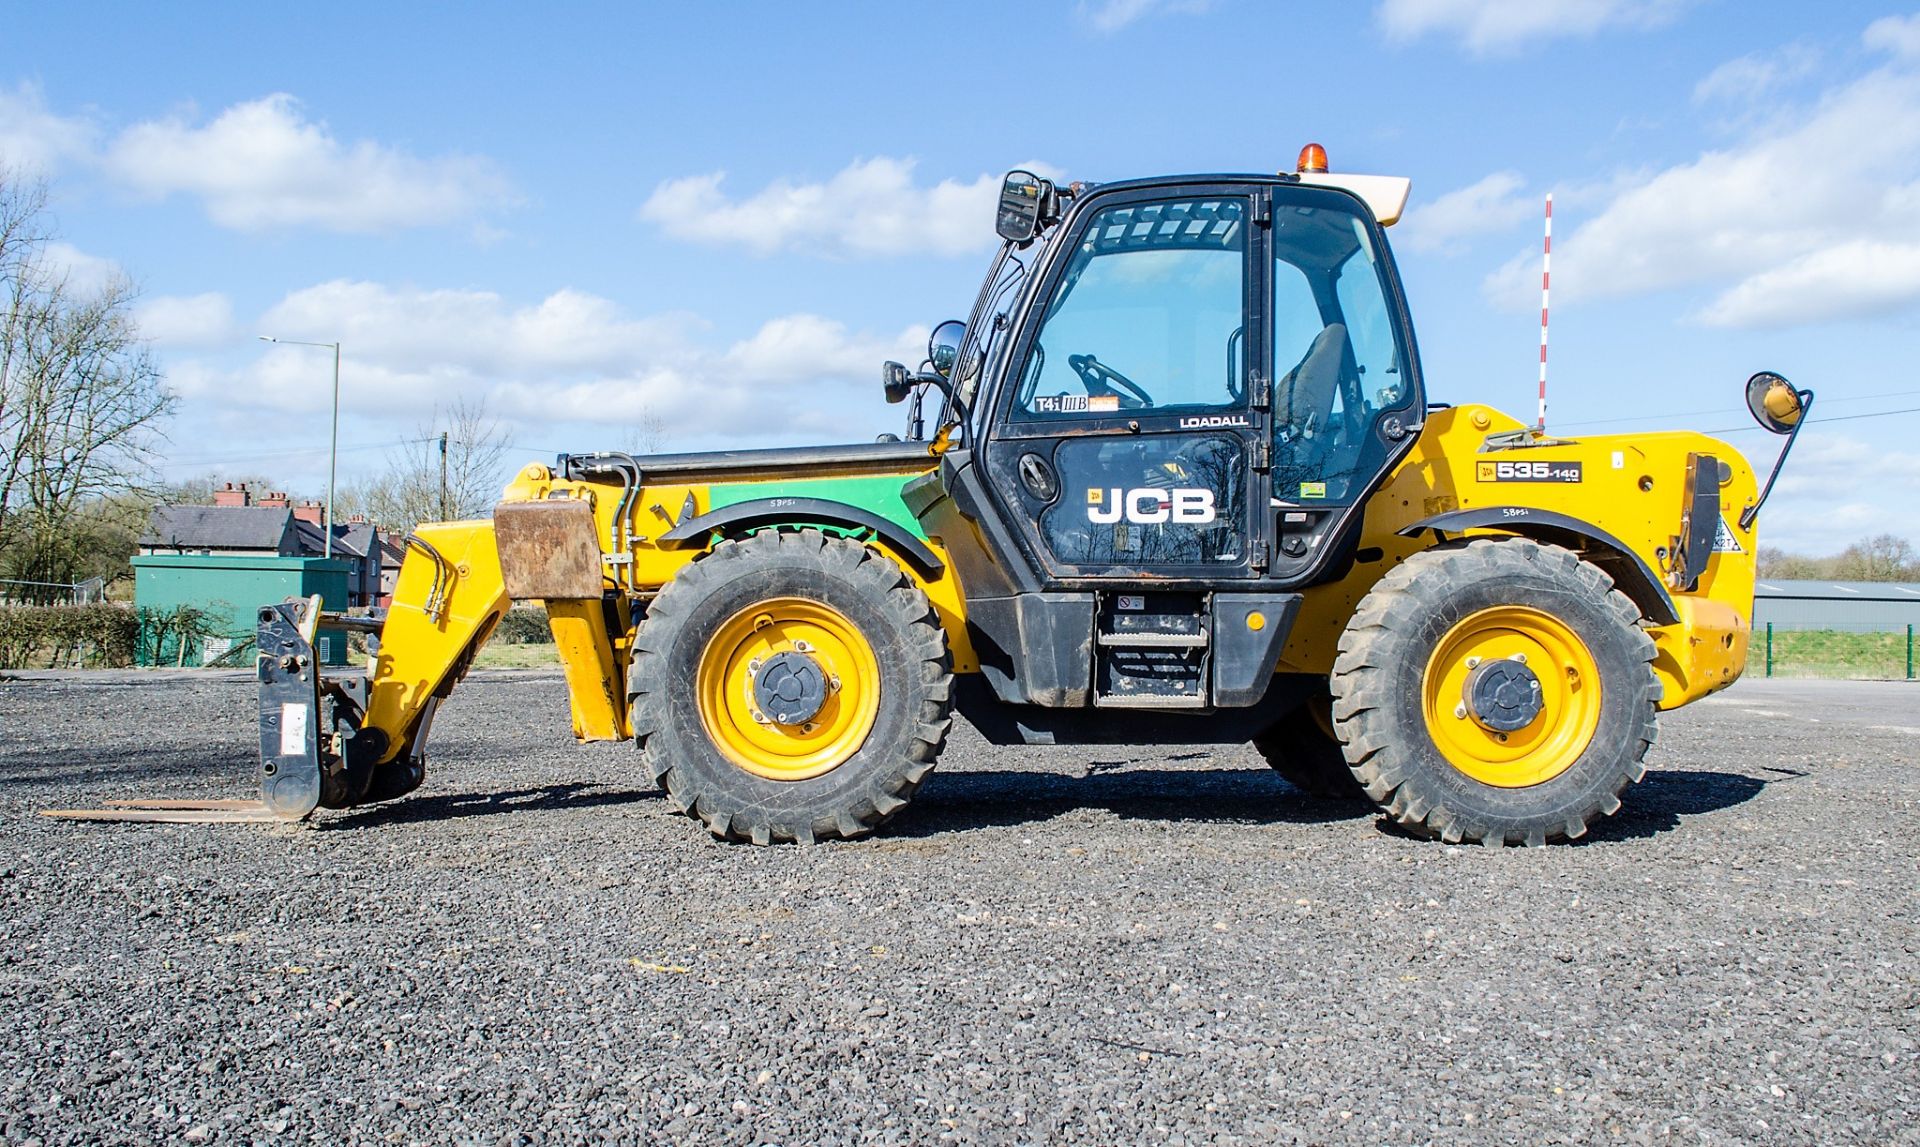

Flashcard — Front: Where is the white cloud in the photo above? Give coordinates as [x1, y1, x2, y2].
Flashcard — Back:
[181, 281, 925, 446]
[104, 94, 513, 233]
[1864, 12, 1920, 61]
[1754, 433, 1920, 553]
[1077, 0, 1212, 34]
[0, 82, 95, 173]
[1377, 0, 1693, 54]
[1692, 46, 1819, 106]
[639, 156, 1056, 258]
[1483, 33, 1920, 327]
[32, 241, 123, 294]
[138, 292, 235, 347]
[1397, 170, 1536, 254]
[1694, 240, 1920, 327]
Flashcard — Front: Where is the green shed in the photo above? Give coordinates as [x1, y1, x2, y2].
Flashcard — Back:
[131, 554, 351, 666]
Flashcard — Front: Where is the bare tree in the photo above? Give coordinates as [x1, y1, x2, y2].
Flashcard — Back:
[1835, 533, 1917, 582]
[0, 167, 173, 587]
[1758, 534, 1919, 583]
[338, 396, 515, 529]
[617, 414, 670, 456]
[1755, 545, 1823, 580]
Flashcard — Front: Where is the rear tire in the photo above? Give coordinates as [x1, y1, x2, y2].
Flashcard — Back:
[628, 529, 952, 845]
[1253, 685, 1368, 802]
[1329, 538, 1660, 846]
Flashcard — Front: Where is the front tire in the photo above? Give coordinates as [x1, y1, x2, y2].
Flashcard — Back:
[1253, 683, 1368, 802]
[628, 529, 952, 845]
[1330, 539, 1660, 846]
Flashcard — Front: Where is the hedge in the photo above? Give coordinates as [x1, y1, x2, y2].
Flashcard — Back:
[492, 605, 555, 645]
[0, 604, 141, 669]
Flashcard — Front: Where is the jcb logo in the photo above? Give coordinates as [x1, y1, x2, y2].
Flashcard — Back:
[1086, 487, 1217, 524]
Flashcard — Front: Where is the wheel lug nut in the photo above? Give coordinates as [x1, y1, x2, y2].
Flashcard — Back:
[1465, 657, 1481, 669]
[1453, 703, 1468, 720]
[1510, 653, 1527, 664]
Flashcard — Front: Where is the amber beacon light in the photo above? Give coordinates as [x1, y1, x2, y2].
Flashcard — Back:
[1296, 143, 1329, 173]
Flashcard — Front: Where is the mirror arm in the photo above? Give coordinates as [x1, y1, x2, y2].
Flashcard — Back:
[1739, 388, 1814, 531]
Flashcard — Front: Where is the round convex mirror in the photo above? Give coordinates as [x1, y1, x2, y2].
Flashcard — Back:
[1745, 371, 1804, 435]
[928, 320, 965, 378]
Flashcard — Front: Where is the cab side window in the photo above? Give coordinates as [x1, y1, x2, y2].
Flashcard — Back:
[1013, 198, 1248, 419]
[1271, 209, 1408, 504]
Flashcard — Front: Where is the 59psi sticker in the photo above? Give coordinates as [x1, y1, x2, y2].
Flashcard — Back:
[1476, 460, 1583, 483]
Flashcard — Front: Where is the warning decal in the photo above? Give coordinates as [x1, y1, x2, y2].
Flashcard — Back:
[279, 702, 309, 756]
[1713, 517, 1744, 553]
[1034, 394, 1121, 414]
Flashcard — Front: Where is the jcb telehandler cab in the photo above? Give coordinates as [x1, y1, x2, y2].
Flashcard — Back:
[77, 147, 1814, 847]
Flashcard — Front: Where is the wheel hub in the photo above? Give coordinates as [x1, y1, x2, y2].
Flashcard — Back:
[1463, 656, 1544, 732]
[752, 650, 829, 726]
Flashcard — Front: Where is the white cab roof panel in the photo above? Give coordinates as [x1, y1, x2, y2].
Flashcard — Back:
[1296, 173, 1412, 227]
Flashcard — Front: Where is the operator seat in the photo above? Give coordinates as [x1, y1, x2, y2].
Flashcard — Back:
[1274, 322, 1346, 441]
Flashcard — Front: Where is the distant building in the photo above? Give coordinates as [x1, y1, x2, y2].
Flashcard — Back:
[139, 482, 394, 608]
[1753, 579, 1920, 630]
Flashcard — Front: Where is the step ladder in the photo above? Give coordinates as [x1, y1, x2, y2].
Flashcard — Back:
[1094, 592, 1210, 708]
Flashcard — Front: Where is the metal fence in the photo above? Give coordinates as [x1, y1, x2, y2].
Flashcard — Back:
[0, 577, 106, 605]
[1748, 621, 1917, 680]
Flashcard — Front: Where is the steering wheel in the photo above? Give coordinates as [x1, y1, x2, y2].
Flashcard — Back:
[1068, 353, 1154, 408]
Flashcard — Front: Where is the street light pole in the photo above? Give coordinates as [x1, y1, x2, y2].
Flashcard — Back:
[259, 336, 342, 558]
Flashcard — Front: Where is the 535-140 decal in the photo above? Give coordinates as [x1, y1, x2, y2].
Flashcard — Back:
[1476, 460, 1583, 483]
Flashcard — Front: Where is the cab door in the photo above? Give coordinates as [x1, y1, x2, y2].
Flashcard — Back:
[1263, 183, 1425, 584]
[982, 186, 1269, 582]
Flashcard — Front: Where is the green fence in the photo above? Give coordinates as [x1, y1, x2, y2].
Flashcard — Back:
[1749, 622, 1917, 680]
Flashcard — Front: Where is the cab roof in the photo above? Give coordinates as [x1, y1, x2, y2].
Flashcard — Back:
[1076, 171, 1412, 227]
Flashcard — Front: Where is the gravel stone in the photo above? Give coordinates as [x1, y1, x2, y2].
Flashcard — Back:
[0, 670, 1916, 1144]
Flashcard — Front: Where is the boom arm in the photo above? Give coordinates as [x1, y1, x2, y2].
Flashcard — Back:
[255, 520, 510, 819]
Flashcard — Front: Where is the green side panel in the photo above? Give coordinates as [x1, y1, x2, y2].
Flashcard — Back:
[706, 471, 935, 540]
[131, 554, 351, 666]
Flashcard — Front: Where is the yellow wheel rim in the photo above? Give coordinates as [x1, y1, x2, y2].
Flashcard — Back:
[1422, 605, 1601, 788]
[695, 597, 881, 781]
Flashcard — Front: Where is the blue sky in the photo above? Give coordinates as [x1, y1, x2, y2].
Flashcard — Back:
[5, 0, 1917, 553]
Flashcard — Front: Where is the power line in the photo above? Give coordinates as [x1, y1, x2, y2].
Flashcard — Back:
[165, 436, 437, 469]
[1555, 388, 1920, 430]
[1699, 406, 1920, 436]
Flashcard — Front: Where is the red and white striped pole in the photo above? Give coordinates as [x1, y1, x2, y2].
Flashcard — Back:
[1538, 193, 1552, 431]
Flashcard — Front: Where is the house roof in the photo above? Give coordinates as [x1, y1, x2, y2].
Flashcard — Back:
[142, 505, 292, 551]
[337, 521, 380, 560]
[1754, 578, 1920, 601]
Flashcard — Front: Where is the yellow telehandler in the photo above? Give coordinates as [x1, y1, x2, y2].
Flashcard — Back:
[120, 148, 1823, 845]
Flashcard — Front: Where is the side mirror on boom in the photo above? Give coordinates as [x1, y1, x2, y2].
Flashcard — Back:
[1739, 370, 1816, 530]
[1745, 371, 1807, 435]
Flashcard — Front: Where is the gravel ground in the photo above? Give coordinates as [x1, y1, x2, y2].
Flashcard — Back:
[0, 671, 1915, 1146]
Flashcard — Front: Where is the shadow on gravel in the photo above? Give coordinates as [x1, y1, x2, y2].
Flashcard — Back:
[0, 745, 252, 787]
[897, 765, 1771, 843]
[895, 767, 1368, 836]
[318, 782, 659, 830]
[1577, 769, 1768, 843]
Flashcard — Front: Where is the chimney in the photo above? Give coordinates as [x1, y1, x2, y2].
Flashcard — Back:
[293, 499, 326, 528]
[212, 481, 251, 508]
[256, 490, 290, 509]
